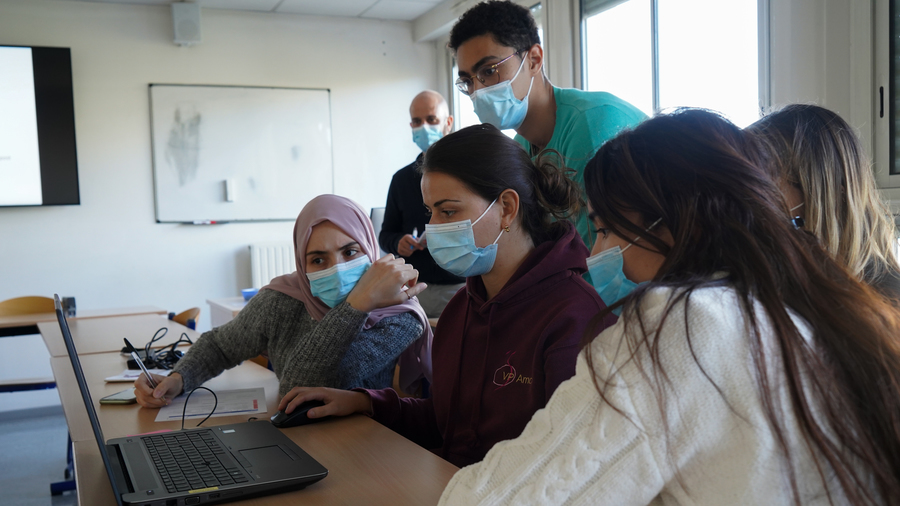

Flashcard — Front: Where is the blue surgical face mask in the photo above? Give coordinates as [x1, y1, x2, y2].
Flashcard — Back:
[586, 218, 662, 316]
[471, 56, 534, 131]
[306, 255, 371, 308]
[412, 123, 444, 152]
[425, 199, 503, 278]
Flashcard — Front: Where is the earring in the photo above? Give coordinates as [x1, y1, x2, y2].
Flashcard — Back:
[504, 226, 511, 233]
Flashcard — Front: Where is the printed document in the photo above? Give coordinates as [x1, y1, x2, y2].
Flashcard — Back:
[154, 387, 266, 423]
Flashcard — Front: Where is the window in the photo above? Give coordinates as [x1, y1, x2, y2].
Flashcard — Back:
[872, 0, 900, 191]
[583, 0, 762, 127]
[451, 60, 482, 131]
[583, 1, 652, 115]
[450, 3, 543, 137]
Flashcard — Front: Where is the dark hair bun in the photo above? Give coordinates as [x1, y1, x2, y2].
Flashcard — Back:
[532, 149, 583, 224]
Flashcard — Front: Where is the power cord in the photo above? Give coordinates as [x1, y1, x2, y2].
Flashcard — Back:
[135, 328, 193, 370]
[150, 331, 193, 370]
[143, 328, 168, 368]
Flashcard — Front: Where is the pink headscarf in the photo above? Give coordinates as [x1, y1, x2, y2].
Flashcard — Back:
[263, 194, 433, 392]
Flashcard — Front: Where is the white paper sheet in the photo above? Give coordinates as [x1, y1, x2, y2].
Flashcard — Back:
[154, 387, 266, 423]
[105, 369, 170, 382]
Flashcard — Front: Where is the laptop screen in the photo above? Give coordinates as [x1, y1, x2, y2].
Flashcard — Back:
[54, 294, 126, 506]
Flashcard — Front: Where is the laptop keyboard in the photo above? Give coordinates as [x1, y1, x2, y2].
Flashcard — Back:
[142, 431, 249, 493]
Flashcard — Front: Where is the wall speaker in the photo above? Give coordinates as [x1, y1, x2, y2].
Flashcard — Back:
[172, 3, 202, 46]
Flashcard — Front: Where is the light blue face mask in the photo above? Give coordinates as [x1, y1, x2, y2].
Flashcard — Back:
[412, 123, 444, 152]
[425, 199, 503, 278]
[306, 255, 371, 308]
[471, 56, 534, 131]
[586, 219, 662, 316]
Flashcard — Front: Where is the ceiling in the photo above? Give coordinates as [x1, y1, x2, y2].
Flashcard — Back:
[56, 0, 444, 22]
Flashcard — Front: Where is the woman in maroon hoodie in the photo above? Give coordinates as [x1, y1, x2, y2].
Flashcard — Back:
[279, 124, 616, 467]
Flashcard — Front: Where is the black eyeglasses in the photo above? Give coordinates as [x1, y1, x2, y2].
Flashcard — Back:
[455, 52, 521, 96]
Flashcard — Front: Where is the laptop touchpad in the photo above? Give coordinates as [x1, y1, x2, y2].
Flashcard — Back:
[240, 446, 294, 475]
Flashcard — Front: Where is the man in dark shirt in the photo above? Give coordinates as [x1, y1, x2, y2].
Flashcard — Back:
[379, 91, 465, 318]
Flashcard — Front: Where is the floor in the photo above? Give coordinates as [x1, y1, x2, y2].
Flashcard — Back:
[0, 402, 78, 506]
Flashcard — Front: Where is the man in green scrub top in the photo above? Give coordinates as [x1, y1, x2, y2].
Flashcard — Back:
[450, 0, 646, 249]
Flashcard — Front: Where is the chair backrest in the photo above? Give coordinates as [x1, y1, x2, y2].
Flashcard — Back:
[370, 207, 387, 258]
[0, 296, 54, 317]
[170, 307, 201, 327]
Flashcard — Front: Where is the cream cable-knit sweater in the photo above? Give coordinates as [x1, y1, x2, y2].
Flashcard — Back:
[440, 286, 853, 505]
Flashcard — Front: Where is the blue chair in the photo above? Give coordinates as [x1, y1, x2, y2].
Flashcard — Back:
[168, 307, 200, 330]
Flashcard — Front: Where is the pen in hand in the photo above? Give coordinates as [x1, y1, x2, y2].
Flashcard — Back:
[124, 338, 158, 389]
[410, 227, 418, 250]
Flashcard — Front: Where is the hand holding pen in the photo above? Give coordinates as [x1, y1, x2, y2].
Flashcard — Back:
[411, 228, 427, 248]
[125, 338, 157, 388]
[127, 337, 185, 408]
[397, 227, 426, 257]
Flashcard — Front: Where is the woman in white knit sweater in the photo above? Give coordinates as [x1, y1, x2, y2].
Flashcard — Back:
[439, 109, 900, 505]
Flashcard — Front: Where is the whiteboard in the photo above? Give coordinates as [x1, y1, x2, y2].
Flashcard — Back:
[150, 84, 333, 223]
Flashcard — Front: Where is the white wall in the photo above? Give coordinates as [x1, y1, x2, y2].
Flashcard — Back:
[0, 0, 438, 331]
[769, 0, 874, 158]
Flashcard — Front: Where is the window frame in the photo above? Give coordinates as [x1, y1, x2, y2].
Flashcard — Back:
[874, 0, 900, 197]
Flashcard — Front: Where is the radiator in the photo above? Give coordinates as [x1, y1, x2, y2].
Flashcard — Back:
[250, 242, 295, 288]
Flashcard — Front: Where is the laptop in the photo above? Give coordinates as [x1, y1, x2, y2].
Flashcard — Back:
[53, 294, 328, 506]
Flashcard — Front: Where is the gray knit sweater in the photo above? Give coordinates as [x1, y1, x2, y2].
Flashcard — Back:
[172, 289, 423, 397]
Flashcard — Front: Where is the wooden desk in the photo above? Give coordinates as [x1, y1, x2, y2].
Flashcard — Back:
[49, 352, 277, 444]
[0, 307, 165, 390]
[49, 332, 458, 505]
[53, 352, 458, 505]
[39, 313, 200, 358]
[0, 305, 166, 330]
[206, 297, 247, 328]
[71, 413, 457, 505]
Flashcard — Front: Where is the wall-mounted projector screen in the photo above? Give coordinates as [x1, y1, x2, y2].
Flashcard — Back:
[0, 45, 79, 207]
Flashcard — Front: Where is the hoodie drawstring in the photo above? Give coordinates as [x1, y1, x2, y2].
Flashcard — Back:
[440, 293, 499, 459]
[467, 302, 497, 450]
[440, 296, 471, 460]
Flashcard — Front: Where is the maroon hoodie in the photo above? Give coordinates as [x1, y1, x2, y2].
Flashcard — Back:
[363, 222, 616, 467]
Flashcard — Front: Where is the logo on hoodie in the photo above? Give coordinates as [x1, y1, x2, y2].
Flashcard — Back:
[493, 351, 532, 389]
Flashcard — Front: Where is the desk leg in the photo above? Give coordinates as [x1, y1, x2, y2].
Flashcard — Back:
[50, 433, 76, 495]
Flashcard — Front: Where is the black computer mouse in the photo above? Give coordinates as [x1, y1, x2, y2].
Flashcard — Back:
[270, 400, 327, 428]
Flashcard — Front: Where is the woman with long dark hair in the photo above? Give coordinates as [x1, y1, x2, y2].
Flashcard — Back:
[438, 110, 900, 505]
[279, 124, 615, 467]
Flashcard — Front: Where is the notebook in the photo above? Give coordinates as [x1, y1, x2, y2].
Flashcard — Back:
[53, 294, 327, 506]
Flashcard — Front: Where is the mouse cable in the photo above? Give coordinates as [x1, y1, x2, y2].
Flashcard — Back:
[181, 386, 218, 430]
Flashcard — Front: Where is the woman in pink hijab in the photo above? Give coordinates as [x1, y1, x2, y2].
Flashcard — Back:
[135, 195, 433, 407]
